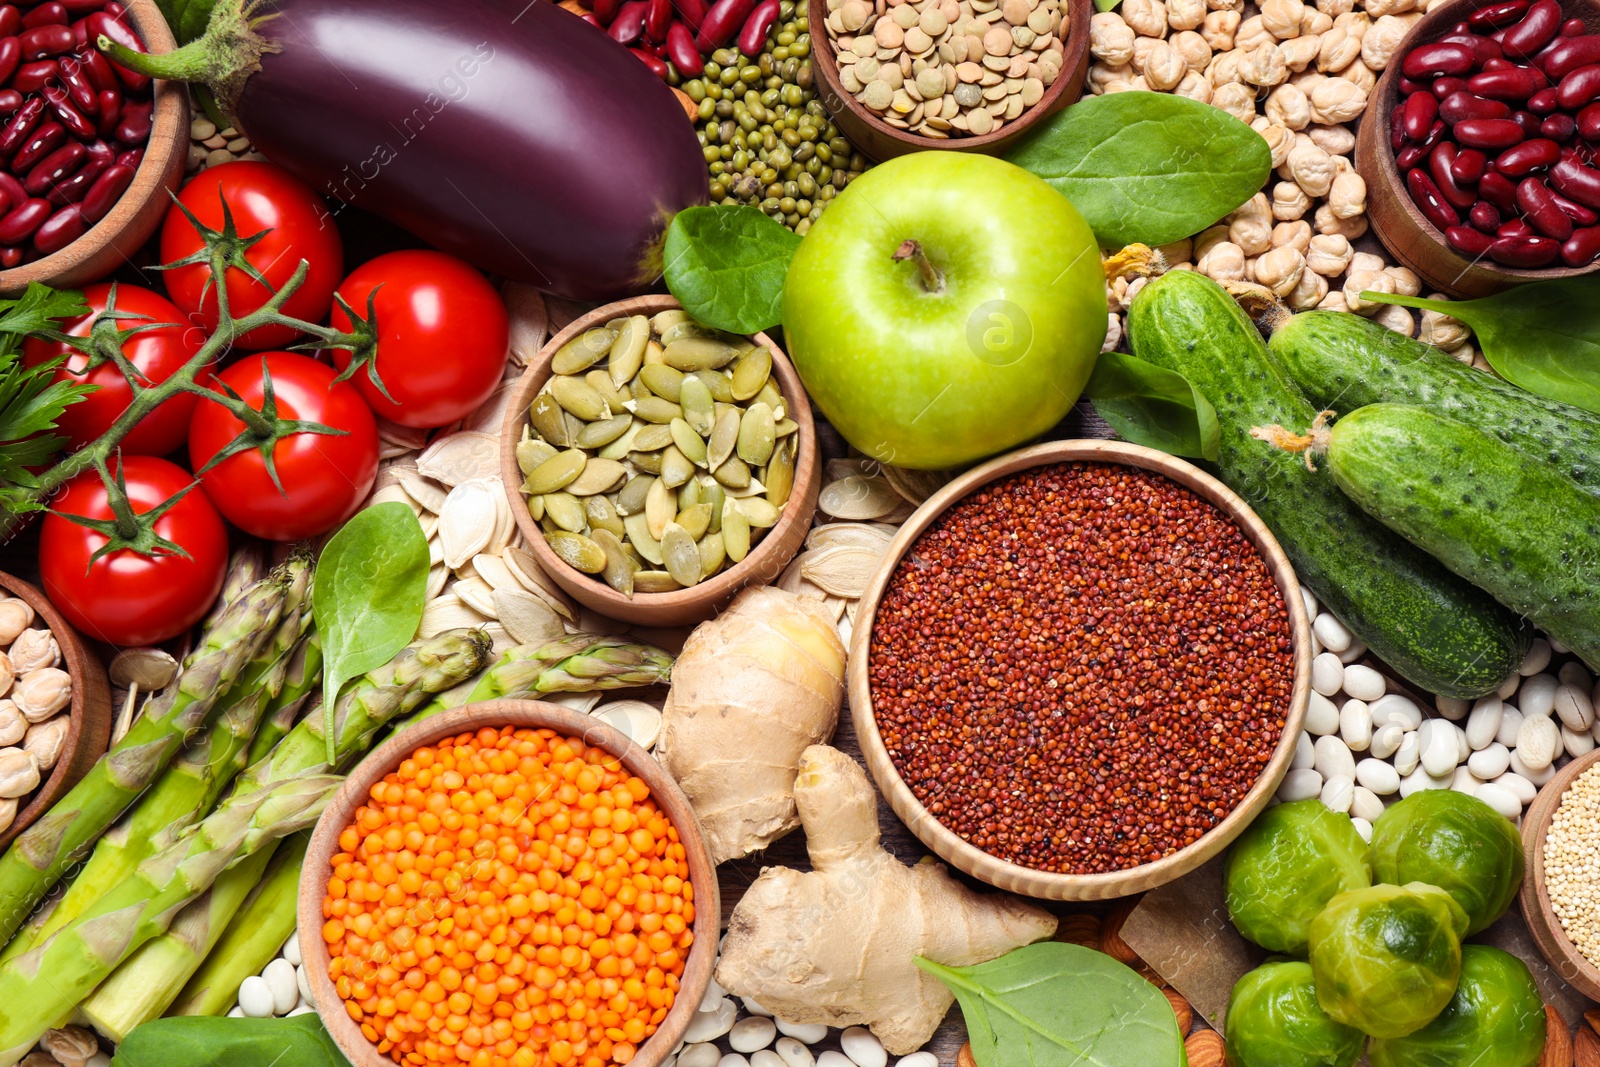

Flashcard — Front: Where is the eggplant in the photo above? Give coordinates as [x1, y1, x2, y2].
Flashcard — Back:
[110, 0, 707, 298]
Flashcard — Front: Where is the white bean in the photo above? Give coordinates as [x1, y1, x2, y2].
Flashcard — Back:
[1455, 721, 1470, 763]
[1565, 723, 1595, 757]
[1337, 639, 1369, 665]
[1301, 585, 1319, 619]
[1520, 674, 1559, 718]
[681, 1046, 724, 1067]
[1313, 612, 1352, 653]
[776, 1019, 829, 1044]
[721, 1056, 752, 1067]
[1419, 719, 1459, 777]
[700, 992, 729, 1015]
[1312, 652, 1345, 696]
[1509, 749, 1557, 785]
[841, 1027, 888, 1067]
[1474, 782, 1521, 819]
[1351, 784, 1385, 821]
[227, 1006, 245, 1018]
[1521, 638, 1553, 676]
[817, 1055, 856, 1067]
[754, 1054, 787, 1067]
[238, 976, 275, 1018]
[1465, 697, 1502, 751]
[731, 1018, 779, 1054]
[1451, 766, 1481, 796]
[1278, 768, 1323, 802]
[281, 930, 302, 966]
[1355, 758, 1400, 795]
[1321, 774, 1354, 813]
[1399, 766, 1452, 797]
[1369, 694, 1422, 731]
[263, 957, 298, 1015]
[1467, 743, 1511, 781]
[1497, 672, 1521, 700]
[1560, 661, 1593, 690]
[1495, 771, 1537, 804]
[1305, 690, 1340, 735]
[1497, 706, 1524, 748]
[1351, 816, 1374, 842]
[1556, 684, 1595, 731]
[774, 1039, 816, 1067]
[1370, 723, 1404, 760]
[1435, 694, 1469, 721]
[1342, 664, 1386, 701]
[1339, 699, 1372, 751]
[1292, 730, 1315, 769]
[1314, 735, 1356, 781]
[1393, 731, 1421, 776]
[1515, 713, 1560, 771]
[296, 963, 312, 1004]
[685, 1000, 738, 1044]
[742, 997, 775, 1018]
[896, 1056, 939, 1067]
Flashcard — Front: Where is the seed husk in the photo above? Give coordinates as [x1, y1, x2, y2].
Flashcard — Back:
[639, 364, 685, 402]
[623, 512, 665, 565]
[766, 437, 796, 507]
[634, 570, 682, 593]
[693, 369, 735, 403]
[417, 431, 499, 487]
[699, 531, 727, 577]
[661, 445, 695, 488]
[649, 309, 693, 334]
[679, 375, 715, 435]
[617, 475, 655, 516]
[819, 475, 901, 520]
[628, 396, 683, 424]
[799, 544, 884, 598]
[730, 345, 773, 401]
[565, 458, 627, 496]
[516, 437, 559, 476]
[528, 393, 572, 446]
[707, 408, 740, 471]
[585, 369, 631, 414]
[550, 327, 616, 375]
[676, 502, 713, 541]
[883, 464, 953, 505]
[628, 450, 665, 475]
[546, 530, 607, 574]
[523, 449, 587, 495]
[661, 523, 703, 587]
[669, 418, 709, 467]
[542, 491, 587, 532]
[591, 528, 637, 599]
[608, 315, 650, 386]
[549, 376, 611, 421]
[576, 414, 634, 450]
[585, 495, 625, 538]
[646, 476, 677, 540]
[493, 587, 567, 645]
[737, 402, 776, 467]
[736, 496, 781, 527]
[714, 455, 751, 489]
[721, 499, 751, 562]
[631, 422, 676, 452]
[597, 421, 642, 460]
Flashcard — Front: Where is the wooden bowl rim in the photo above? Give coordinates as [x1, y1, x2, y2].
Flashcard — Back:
[846, 439, 1313, 900]
[298, 699, 720, 1067]
[0, 0, 187, 292]
[1518, 748, 1600, 1000]
[807, 0, 1090, 155]
[498, 294, 819, 619]
[1360, 0, 1600, 288]
[0, 570, 111, 851]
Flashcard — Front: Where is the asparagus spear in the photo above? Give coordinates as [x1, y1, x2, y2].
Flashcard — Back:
[0, 562, 296, 946]
[245, 631, 322, 770]
[0, 629, 490, 1058]
[201, 542, 269, 629]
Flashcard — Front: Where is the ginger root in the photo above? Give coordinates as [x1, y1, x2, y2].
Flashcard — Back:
[657, 586, 845, 864]
[716, 745, 1059, 1055]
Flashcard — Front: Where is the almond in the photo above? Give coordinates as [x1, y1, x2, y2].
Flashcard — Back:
[957, 1043, 977, 1067]
[1587, 1008, 1600, 1036]
[1184, 1028, 1225, 1067]
[1165, 987, 1194, 1036]
[1576, 1022, 1600, 1067]
[1546, 1004, 1575, 1067]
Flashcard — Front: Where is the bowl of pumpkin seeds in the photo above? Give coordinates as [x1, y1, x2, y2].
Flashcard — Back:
[499, 295, 821, 627]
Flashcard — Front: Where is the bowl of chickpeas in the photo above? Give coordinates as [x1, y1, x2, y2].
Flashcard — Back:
[300, 699, 718, 1067]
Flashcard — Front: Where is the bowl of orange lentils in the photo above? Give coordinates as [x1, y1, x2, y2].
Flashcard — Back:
[298, 698, 719, 1067]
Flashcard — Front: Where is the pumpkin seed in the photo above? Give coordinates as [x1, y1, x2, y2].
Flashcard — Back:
[707, 408, 740, 471]
[663, 337, 738, 371]
[676, 477, 703, 512]
[585, 369, 631, 414]
[721, 499, 751, 562]
[639, 364, 685, 402]
[819, 475, 901, 520]
[777, 556, 828, 600]
[417, 431, 499, 487]
[704, 481, 726, 533]
[419, 594, 490, 639]
[799, 544, 883, 598]
[679, 375, 715, 435]
[698, 530, 727, 577]
[623, 512, 665, 565]
[661, 523, 702, 586]
[565, 458, 627, 496]
[807, 522, 895, 553]
[591, 528, 636, 599]
[660, 320, 713, 346]
[642, 339, 664, 366]
[737, 402, 776, 467]
[592, 700, 663, 749]
[714, 455, 751, 489]
[631, 422, 676, 452]
[730, 345, 772, 400]
[549, 376, 610, 421]
[522, 449, 586, 495]
[529, 393, 566, 442]
[676, 502, 713, 541]
[649, 309, 693, 334]
[425, 562, 448, 600]
[628, 396, 682, 424]
[516, 437, 559, 476]
[765, 437, 796, 507]
[883, 464, 953, 505]
[473, 553, 520, 593]
[452, 576, 497, 617]
[438, 480, 499, 568]
[550, 327, 616, 375]
[597, 421, 642, 460]
[736, 496, 780, 527]
[504, 545, 579, 622]
[395, 469, 448, 513]
[754, 380, 783, 413]
[526, 494, 545, 521]
[775, 418, 799, 437]
[542, 492, 587, 532]
[584, 495, 625, 538]
[693, 370, 735, 403]
[608, 315, 649, 386]
[494, 587, 566, 645]
[670, 418, 708, 467]
[646, 476, 677, 540]
[628, 450, 665, 475]
[660, 445, 695, 488]
[546, 530, 606, 573]
[617, 475, 655, 516]
[633, 570, 681, 593]
[576, 413, 633, 450]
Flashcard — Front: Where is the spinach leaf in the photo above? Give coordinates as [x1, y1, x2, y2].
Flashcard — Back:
[917, 942, 1187, 1067]
[1363, 280, 1600, 414]
[113, 1012, 353, 1067]
[663, 205, 802, 334]
[1006, 93, 1272, 248]
[1086, 350, 1221, 461]
[312, 502, 429, 762]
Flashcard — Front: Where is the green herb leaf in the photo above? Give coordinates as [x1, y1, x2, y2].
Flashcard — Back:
[0, 284, 93, 515]
[312, 502, 429, 762]
[1085, 350, 1220, 461]
[917, 942, 1188, 1067]
[1362, 280, 1600, 414]
[113, 1012, 353, 1067]
[1006, 93, 1272, 249]
[663, 204, 802, 334]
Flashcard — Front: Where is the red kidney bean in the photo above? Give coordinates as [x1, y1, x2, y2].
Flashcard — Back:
[77, 47, 113, 92]
[1472, 0, 1530, 28]
[111, 145, 138, 169]
[1440, 90, 1511, 123]
[22, 138, 81, 194]
[1405, 41, 1477, 78]
[696, 0, 757, 48]
[0, 8, 16, 39]
[1514, 108, 1542, 134]
[1578, 100, 1600, 137]
[593, 0, 620, 20]
[1516, 175, 1574, 238]
[31, 201, 79, 253]
[1390, 105, 1407, 151]
[9, 120, 60, 171]
[607, 0, 647, 43]
[1542, 112, 1577, 139]
[739, 0, 781, 54]
[1549, 188, 1599, 222]
[1452, 146, 1490, 182]
[677, 0, 707, 29]
[0, 170, 23, 207]
[1403, 90, 1439, 139]
[1481, 168, 1521, 210]
[1541, 34, 1600, 77]
[1564, 17, 1588, 35]
[92, 87, 116, 135]
[11, 59, 53, 94]
[643, 0, 670, 42]
[1469, 66, 1548, 100]
[626, 46, 667, 77]
[0, 89, 21, 116]
[0, 194, 47, 242]
[1481, 56, 1516, 72]
[105, 3, 125, 16]
[110, 97, 146, 144]
[1421, 119, 1448, 148]
[1397, 144, 1429, 170]
[1551, 155, 1600, 206]
[1431, 142, 1477, 208]
[77, 158, 128, 221]
[1455, 117, 1527, 148]
[1409, 167, 1463, 229]
[1471, 200, 1503, 231]
[1442, 33, 1504, 66]
[44, 151, 101, 203]
[1400, 75, 1430, 96]
[42, 84, 89, 138]
[1561, 225, 1600, 264]
[1433, 76, 1471, 99]
[66, 14, 86, 49]
[664, 21, 702, 74]
[1503, 0, 1562, 59]
[56, 56, 94, 114]
[21, 3, 65, 29]
[1557, 63, 1600, 108]
[18, 25, 70, 60]
[1447, 224, 1496, 255]
[85, 12, 147, 90]
[1528, 86, 1561, 112]
[0, 246, 20, 268]
[0, 36, 18, 87]
[1501, 218, 1536, 237]
[1496, 136, 1561, 174]
[1490, 233, 1561, 265]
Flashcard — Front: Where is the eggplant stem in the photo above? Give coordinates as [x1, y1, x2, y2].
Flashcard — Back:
[95, 0, 279, 118]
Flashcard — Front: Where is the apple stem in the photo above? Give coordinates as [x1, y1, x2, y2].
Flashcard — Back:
[893, 239, 945, 295]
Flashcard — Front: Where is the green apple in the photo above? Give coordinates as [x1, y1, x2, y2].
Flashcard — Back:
[782, 151, 1106, 470]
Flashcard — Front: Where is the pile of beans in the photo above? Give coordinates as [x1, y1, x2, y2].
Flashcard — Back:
[868, 463, 1296, 876]
[1394, 0, 1600, 268]
[322, 726, 695, 1067]
[0, 0, 151, 265]
[585, 0, 785, 79]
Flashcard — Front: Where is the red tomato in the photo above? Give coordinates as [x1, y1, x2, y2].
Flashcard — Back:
[330, 250, 507, 428]
[22, 284, 204, 455]
[160, 161, 344, 350]
[39, 456, 228, 646]
[189, 352, 379, 541]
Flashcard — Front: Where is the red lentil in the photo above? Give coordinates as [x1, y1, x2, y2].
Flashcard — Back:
[868, 462, 1294, 875]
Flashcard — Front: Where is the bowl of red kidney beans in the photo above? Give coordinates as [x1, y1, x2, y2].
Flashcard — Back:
[1356, 0, 1600, 297]
[0, 0, 184, 291]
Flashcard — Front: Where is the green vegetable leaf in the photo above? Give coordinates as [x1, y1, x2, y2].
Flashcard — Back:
[918, 942, 1188, 1067]
[113, 1012, 353, 1067]
[1006, 93, 1272, 248]
[1362, 279, 1600, 414]
[312, 502, 429, 762]
[0, 284, 93, 516]
[1085, 350, 1220, 461]
[663, 204, 802, 334]
[1094, 0, 1122, 10]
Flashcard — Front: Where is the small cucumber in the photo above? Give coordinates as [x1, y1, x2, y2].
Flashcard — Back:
[1324, 404, 1599, 671]
[1269, 310, 1600, 495]
[1127, 272, 1529, 698]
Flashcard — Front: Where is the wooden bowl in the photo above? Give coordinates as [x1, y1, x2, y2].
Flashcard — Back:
[1355, 0, 1600, 298]
[808, 0, 1090, 162]
[0, 0, 188, 294]
[1519, 748, 1600, 999]
[500, 294, 821, 628]
[299, 699, 720, 1067]
[846, 440, 1313, 901]
[0, 571, 112, 852]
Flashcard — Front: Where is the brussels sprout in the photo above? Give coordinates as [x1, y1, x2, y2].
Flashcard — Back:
[1368, 789, 1524, 935]
[1368, 946, 1546, 1067]
[1308, 882, 1469, 1039]
[1224, 799, 1372, 956]
[1225, 960, 1365, 1067]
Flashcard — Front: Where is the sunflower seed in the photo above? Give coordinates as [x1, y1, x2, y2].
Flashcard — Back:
[819, 475, 901, 520]
[417, 431, 500, 487]
[661, 523, 702, 586]
[522, 449, 587, 495]
[730, 345, 772, 401]
[737, 402, 776, 467]
[593, 700, 663, 749]
[494, 587, 566, 644]
[439, 480, 499, 568]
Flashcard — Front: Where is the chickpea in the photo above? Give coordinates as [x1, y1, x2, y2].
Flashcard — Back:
[1385, 265, 1422, 297]
[1258, 122, 1295, 168]
[1266, 83, 1312, 129]
[1328, 171, 1368, 219]
[1308, 122, 1356, 154]
[1317, 25, 1362, 70]
[1156, 237, 1194, 265]
[1101, 313, 1124, 354]
[1364, 0, 1416, 16]
[1175, 69, 1214, 101]
[1273, 181, 1314, 221]
[1131, 34, 1164, 71]
[1241, 41, 1290, 85]
[1287, 265, 1330, 309]
[1311, 77, 1368, 122]
[1318, 289, 1350, 311]
[1229, 192, 1274, 255]
[1272, 218, 1314, 251]
[1302, 9, 1334, 33]
[1260, 0, 1306, 38]
[1338, 57, 1378, 91]
[1235, 14, 1277, 50]
[1361, 14, 1407, 69]
[1194, 223, 1233, 261]
[1207, 47, 1248, 85]
[1255, 244, 1307, 297]
[1167, 0, 1207, 29]
[1198, 240, 1248, 282]
[1201, 9, 1241, 49]
[1089, 60, 1134, 92]
[1170, 29, 1213, 70]
[1373, 303, 1416, 337]
[1344, 268, 1395, 315]
[1318, 0, 1355, 15]
[1208, 0, 1245, 13]
[1305, 233, 1354, 276]
[1210, 80, 1258, 121]
[1121, 0, 1169, 37]
[1090, 12, 1137, 64]
[1419, 298, 1471, 348]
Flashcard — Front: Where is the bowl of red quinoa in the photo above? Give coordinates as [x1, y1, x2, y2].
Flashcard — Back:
[848, 440, 1312, 901]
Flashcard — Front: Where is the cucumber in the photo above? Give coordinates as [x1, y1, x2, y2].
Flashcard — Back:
[1269, 310, 1600, 495]
[1127, 272, 1529, 698]
[1324, 404, 1599, 671]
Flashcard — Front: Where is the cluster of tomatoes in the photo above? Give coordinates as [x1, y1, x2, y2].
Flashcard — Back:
[27, 161, 511, 646]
